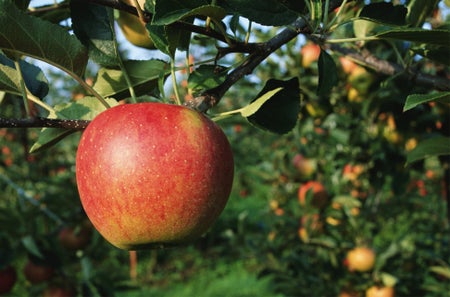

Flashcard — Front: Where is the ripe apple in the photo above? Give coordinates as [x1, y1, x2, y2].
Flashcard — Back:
[76, 103, 234, 250]
[292, 154, 317, 180]
[0, 265, 17, 294]
[23, 260, 55, 284]
[365, 286, 395, 297]
[117, 0, 156, 49]
[345, 247, 376, 272]
[339, 56, 358, 75]
[58, 222, 93, 251]
[298, 181, 329, 209]
[301, 43, 321, 68]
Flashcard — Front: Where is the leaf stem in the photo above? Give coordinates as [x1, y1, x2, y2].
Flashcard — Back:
[14, 60, 31, 117]
[170, 59, 181, 105]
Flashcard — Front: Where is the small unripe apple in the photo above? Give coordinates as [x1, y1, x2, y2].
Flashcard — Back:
[292, 154, 317, 180]
[0, 265, 17, 294]
[345, 247, 376, 272]
[365, 286, 395, 297]
[298, 181, 329, 209]
[76, 103, 234, 250]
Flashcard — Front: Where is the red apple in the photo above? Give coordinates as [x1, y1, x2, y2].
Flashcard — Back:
[23, 260, 55, 284]
[59, 222, 93, 251]
[0, 265, 17, 294]
[76, 103, 234, 250]
[298, 181, 329, 209]
[42, 285, 76, 297]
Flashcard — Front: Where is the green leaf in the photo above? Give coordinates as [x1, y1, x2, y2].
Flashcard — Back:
[0, 0, 88, 77]
[188, 65, 228, 96]
[375, 29, 450, 47]
[411, 45, 450, 66]
[70, 1, 119, 67]
[225, 0, 299, 26]
[429, 266, 450, 279]
[153, 1, 226, 25]
[30, 97, 118, 153]
[309, 0, 322, 32]
[317, 49, 338, 96]
[0, 54, 49, 99]
[93, 59, 169, 99]
[240, 87, 283, 117]
[247, 77, 300, 134]
[403, 92, 450, 112]
[407, 0, 440, 27]
[359, 2, 407, 26]
[30, 1, 71, 24]
[21, 235, 44, 259]
[406, 136, 450, 164]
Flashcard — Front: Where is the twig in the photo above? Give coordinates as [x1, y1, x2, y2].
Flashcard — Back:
[328, 44, 450, 92]
[0, 117, 90, 129]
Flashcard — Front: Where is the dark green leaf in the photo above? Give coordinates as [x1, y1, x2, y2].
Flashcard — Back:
[247, 77, 300, 134]
[406, 136, 450, 164]
[0, 54, 49, 99]
[407, 0, 440, 27]
[153, 1, 226, 25]
[71, 1, 119, 67]
[375, 29, 450, 47]
[225, 0, 299, 26]
[30, 1, 71, 24]
[403, 92, 450, 112]
[317, 49, 338, 96]
[0, 1, 88, 77]
[188, 65, 228, 96]
[93, 59, 169, 98]
[360, 2, 407, 26]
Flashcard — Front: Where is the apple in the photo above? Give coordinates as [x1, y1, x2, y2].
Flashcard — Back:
[339, 57, 358, 75]
[23, 260, 55, 284]
[345, 247, 376, 272]
[298, 181, 329, 209]
[292, 154, 317, 180]
[117, 0, 156, 49]
[76, 103, 234, 250]
[0, 265, 17, 294]
[365, 286, 395, 297]
[58, 222, 93, 251]
[301, 43, 321, 68]
[42, 285, 76, 297]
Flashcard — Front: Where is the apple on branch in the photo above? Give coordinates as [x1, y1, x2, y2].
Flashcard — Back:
[76, 103, 234, 250]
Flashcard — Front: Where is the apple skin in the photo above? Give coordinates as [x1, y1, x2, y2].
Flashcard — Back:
[345, 247, 376, 272]
[76, 103, 234, 250]
[0, 265, 17, 294]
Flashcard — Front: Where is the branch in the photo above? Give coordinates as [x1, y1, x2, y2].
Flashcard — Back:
[328, 44, 450, 92]
[0, 117, 89, 129]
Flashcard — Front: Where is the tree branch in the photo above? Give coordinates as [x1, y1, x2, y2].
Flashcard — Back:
[0, 117, 89, 129]
[328, 44, 450, 92]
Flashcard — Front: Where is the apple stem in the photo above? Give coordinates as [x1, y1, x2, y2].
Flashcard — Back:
[129, 251, 138, 281]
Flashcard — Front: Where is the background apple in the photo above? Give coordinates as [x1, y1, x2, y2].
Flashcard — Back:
[42, 285, 77, 297]
[116, 0, 156, 49]
[292, 154, 317, 180]
[345, 247, 376, 272]
[23, 260, 55, 284]
[76, 103, 234, 250]
[365, 286, 395, 297]
[298, 181, 329, 209]
[301, 43, 321, 68]
[0, 265, 17, 295]
[58, 221, 93, 251]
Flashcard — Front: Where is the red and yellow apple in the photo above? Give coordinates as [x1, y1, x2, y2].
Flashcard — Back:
[76, 103, 234, 250]
[345, 247, 376, 272]
[298, 181, 329, 209]
[292, 154, 317, 180]
[301, 43, 321, 68]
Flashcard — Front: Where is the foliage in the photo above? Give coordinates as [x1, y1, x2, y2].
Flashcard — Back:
[0, 0, 449, 296]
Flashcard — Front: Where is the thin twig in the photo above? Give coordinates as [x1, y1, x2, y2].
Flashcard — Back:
[0, 117, 90, 129]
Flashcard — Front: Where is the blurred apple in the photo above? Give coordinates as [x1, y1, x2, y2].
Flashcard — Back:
[301, 43, 321, 68]
[298, 181, 329, 209]
[292, 154, 317, 180]
[59, 222, 93, 251]
[0, 265, 17, 295]
[23, 260, 55, 284]
[365, 286, 395, 297]
[345, 247, 376, 272]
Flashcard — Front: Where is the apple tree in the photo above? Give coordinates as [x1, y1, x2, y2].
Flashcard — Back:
[0, 0, 449, 296]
